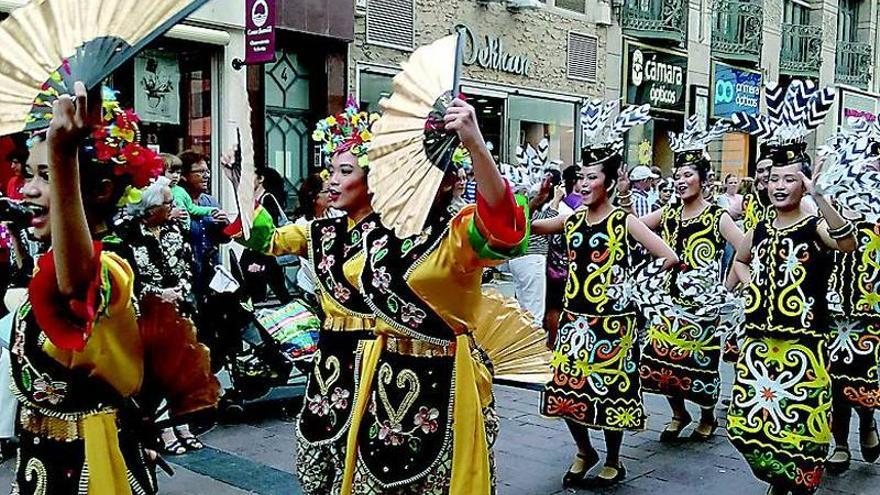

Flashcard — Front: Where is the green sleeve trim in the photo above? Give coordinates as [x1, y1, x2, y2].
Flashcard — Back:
[172, 186, 215, 217]
[236, 207, 277, 253]
[467, 194, 530, 261]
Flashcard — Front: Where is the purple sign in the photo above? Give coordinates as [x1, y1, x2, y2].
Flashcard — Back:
[245, 0, 276, 65]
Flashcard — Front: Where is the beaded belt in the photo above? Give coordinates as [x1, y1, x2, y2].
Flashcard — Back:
[19, 406, 91, 442]
[384, 336, 457, 358]
[323, 315, 376, 333]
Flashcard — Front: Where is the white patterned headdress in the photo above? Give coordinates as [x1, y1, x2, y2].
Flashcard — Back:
[580, 99, 651, 163]
[728, 79, 835, 164]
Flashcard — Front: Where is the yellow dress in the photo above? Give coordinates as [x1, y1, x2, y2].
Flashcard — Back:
[10, 248, 151, 495]
[341, 194, 528, 495]
[244, 211, 379, 495]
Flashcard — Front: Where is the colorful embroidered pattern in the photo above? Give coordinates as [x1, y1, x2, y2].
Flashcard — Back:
[641, 204, 727, 407]
[309, 215, 378, 317]
[727, 337, 832, 494]
[541, 208, 645, 430]
[743, 217, 832, 340]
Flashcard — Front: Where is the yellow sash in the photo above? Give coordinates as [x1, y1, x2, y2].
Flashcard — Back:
[82, 412, 132, 495]
[340, 334, 492, 494]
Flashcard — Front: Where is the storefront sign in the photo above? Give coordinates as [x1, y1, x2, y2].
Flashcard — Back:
[710, 62, 761, 119]
[457, 24, 531, 77]
[134, 51, 181, 125]
[245, 0, 276, 65]
[839, 87, 880, 130]
[623, 41, 687, 114]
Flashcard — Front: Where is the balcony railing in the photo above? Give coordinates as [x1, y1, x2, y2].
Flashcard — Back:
[780, 23, 823, 78]
[836, 41, 873, 89]
[711, 0, 763, 65]
[621, 0, 688, 46]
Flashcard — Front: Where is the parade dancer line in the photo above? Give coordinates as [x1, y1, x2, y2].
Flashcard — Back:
[534, 99, 678, 489]
[232, 99, 381, 495]
[637, 118, 744, 442]
[725, 80, 854, 495]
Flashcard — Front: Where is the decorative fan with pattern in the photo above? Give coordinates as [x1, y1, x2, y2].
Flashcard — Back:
[473, 290, 552, 387]
[367, 33, 465, 238]
[0, 0, 209, 136]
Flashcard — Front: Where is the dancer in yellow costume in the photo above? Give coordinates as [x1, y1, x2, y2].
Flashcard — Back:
[233, 99, 380, 495]
[10, 85, 216, 495]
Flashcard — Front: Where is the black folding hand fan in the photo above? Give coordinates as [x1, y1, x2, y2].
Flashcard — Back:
[0, 0, 209, 136]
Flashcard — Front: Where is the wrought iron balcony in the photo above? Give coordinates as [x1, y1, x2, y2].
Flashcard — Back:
[836, 41, 873, 89]
[621, 0, 688, 46]
[711, 0, 763, 65]
[779, 23, 823, 78]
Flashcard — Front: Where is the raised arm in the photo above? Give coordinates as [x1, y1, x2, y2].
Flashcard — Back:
[47, 82, 96, 297]
[445, 98, 506, 208]
[802, 168, 855, 252]
[626, 214, 679, 269]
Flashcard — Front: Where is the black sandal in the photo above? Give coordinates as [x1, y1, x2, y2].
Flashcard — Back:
[860, 420, 880, 463]
[826, 445, 851, 475]
[690, 420, 719, 441]
[562, 449, 599, 488]
[179, 435, 205, 451]
[660, 414, 693, 443]
[160, 438, 187, 456]
[584, 462, 627, 488]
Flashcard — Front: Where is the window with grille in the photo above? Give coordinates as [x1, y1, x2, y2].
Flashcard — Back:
[567, 31, 598, 81]
[366, 0, 415, 51]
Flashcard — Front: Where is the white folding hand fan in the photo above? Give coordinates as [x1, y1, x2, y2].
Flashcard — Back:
[0, 0, 209, 136]
[367, 33, 465, 237]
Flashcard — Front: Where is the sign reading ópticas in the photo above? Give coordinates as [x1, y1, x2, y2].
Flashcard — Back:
[623, 41, 687, 113]
[711, 62, 762, 118]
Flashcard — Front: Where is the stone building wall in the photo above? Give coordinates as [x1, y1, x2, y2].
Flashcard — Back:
[350, 0, 608, 99]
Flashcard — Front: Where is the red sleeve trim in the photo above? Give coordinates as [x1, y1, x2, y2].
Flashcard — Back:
[474, 181, 527, 249]
[29, 241, 104, 352]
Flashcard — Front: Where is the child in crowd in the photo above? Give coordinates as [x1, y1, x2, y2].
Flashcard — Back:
[162, 152, 218, 222]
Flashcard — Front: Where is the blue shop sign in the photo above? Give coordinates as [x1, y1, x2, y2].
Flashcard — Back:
[711, 62, 762, 119]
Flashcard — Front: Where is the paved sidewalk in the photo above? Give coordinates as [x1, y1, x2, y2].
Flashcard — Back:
[1, 363, 878, 494]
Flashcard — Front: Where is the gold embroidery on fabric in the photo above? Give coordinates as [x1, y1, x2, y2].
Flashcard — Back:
[24, 457, 47, 495]
[312, 351, 341, 396]
[377, 363, 420, 428]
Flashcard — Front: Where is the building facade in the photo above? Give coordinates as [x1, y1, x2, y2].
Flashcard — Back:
[351, 0, 611, 166]
[609, 0, 880, 177]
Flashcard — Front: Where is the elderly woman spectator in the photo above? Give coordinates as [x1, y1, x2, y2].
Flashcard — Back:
[121, 177, 214, 456]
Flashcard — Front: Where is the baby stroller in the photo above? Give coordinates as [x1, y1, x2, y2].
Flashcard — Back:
[202, 251, 319, 418]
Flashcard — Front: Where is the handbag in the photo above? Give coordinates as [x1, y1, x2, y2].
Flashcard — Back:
[256, 299, 320, 361]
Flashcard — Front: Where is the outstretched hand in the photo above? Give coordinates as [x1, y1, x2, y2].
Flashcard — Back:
[617, 164, 631, 195]
[220, 146, 242, 190]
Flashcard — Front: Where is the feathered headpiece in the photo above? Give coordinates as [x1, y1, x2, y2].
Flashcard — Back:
[816, 117, 880, 222]
[84, 88, 164, 205]
[668, 115, 729, 168]
[729, 80, 835, 166]
[580, 99, 651, 165]
[311, 97, 380, 167]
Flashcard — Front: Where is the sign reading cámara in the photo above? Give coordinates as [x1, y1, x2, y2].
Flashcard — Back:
[623, 40, 687, 114]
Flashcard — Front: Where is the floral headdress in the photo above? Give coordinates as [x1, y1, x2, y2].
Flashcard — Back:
[85, 88, 164, 205]
[311, 97, 380, 168]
